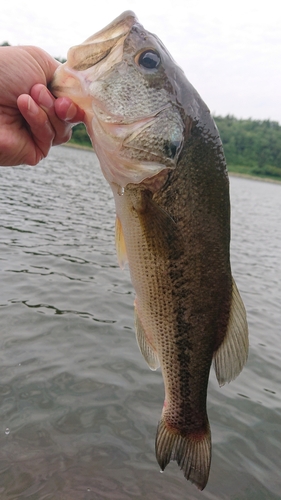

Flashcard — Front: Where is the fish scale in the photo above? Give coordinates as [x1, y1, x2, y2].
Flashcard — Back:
[51, 10, 248, 490]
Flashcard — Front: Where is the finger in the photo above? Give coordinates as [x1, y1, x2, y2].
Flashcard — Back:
[17, 94, 55, 162]
[31, 84, 72, 146]
[54, 97, 85, 124]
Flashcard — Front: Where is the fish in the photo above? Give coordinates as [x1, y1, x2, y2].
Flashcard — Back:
[51, 11, 248, 490]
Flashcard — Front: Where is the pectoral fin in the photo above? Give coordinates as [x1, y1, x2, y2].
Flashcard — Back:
[134, 304, 160, 371]
[213, 279, 248, 386]
[115, 216, 127, 269]
[137, 192, 184, 261]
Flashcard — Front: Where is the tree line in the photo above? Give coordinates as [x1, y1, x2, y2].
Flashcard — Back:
[214, 115, 281, 180]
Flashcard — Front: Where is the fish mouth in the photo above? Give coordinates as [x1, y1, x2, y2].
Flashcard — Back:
[82, 11, 137, 44]
[51, 11, 138, 108]
[66, 11, 137, 71]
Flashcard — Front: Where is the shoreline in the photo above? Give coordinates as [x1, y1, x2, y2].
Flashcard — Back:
[228, 171, 281, 185]
[60, 143, 281, 185]
[61, 142, 94, 152]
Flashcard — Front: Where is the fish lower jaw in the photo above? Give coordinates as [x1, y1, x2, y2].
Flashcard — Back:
[92, 135, 171, 188]
[94, 142, 170, 188]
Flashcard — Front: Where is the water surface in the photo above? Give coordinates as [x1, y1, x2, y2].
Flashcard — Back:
[0, 146, 280, 499]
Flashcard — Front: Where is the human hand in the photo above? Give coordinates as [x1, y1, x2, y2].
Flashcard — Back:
[0, 46, 84, 166]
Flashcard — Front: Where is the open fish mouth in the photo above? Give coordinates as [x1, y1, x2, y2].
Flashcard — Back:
[67, 11, 137, 71]
[51, 12, 137, 108]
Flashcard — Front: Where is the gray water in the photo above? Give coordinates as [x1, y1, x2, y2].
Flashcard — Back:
[0, 145, 280, 500]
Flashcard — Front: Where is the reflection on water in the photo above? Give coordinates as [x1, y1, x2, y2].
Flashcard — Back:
[0, 146, 280, 499]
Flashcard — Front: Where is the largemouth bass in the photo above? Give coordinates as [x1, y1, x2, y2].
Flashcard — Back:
[51, 11, 248, 490]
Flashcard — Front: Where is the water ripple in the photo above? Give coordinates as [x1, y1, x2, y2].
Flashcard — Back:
[0, 149, 280, 498]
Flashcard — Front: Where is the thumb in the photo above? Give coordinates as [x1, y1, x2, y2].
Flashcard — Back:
[22, 46, 60, 86]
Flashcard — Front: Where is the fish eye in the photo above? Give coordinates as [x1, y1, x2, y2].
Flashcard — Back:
[136, 50, 161, 70]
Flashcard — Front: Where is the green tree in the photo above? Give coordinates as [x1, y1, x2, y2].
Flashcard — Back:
[70, 123, 92, 147]
[214, 115, 281, 180]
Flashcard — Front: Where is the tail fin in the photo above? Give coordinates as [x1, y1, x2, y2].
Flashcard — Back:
[155, 418, 211, 490]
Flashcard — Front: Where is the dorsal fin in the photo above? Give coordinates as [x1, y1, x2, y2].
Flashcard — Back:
[213, 279, 248, 386]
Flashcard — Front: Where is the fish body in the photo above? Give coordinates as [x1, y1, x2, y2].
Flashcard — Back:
[52, 12, 248, 490]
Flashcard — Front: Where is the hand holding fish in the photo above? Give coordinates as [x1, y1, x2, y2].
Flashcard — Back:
[0, 46, 84, 166]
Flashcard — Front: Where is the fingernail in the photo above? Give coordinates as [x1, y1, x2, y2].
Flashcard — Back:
[38, 87, 54, 109]
[65, 102, 77, 121]
[27, 96, 39, 115]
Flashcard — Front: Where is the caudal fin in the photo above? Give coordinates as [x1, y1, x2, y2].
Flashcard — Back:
[155, 418, 211, 490]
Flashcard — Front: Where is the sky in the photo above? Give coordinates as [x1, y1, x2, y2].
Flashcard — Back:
[1, 0, 280, 123]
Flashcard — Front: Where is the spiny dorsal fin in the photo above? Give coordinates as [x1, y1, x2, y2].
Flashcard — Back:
[213, 279, 248, 386]
[134, 304, 160, 371]
[115, 215, 127, 269]
[155, 418, 211, 490]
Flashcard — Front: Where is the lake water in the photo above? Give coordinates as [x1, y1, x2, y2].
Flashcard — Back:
[0, 146, 280, 500]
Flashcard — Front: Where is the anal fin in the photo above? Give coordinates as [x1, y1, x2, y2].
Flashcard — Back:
[134, 304, 160, 371]
[213, 278, 249, 386]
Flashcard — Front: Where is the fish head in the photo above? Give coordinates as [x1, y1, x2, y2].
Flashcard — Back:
[51, 11, 188, 188]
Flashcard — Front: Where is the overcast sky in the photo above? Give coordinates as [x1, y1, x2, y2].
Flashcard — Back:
[1, 0, 280, 123]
